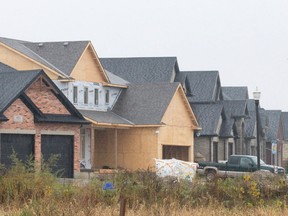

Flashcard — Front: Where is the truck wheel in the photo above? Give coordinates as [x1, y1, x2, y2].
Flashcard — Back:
[206, 170, 216, 181]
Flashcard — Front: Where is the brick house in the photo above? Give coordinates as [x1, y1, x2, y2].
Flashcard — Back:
[0, 69, 87, 178]
[281, 112, 288, 167]
[265, 110, 283, 166]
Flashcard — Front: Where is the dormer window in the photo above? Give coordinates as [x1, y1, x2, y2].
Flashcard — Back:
[73, 86, 78, 103]
[94, 89, 99, 105]
[84, 87, 88, 104]
[105, 90, 110, 104]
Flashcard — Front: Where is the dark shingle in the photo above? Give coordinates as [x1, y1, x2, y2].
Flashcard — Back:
[191, 103, 223, 136]
[219, 118, 235, 138]
[105, 70, 129, 86]
[220, 100, 248, 118]
[0, 62, 18, 72]
[100, 57, 179, 84]
[245, 111, 256, 138]
[183, 71, 221, 103]
[0, 70, 41, 112]
[222, 86, 249, 100]
[23, 41, 89, 76]
[265, 110, 282, 142]
[79, 110, 133, 125]
[113, 83, 179, 125]
[0, 37, 68, 77]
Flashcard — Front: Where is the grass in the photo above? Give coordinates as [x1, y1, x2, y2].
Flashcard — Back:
[0, 158, 288, 215]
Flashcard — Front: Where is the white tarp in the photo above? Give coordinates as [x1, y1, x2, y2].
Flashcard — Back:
[155, 158, 198, 182]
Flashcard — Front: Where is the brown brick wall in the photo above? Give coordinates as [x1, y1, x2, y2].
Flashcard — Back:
[0, 98, 81, 175]
[25, 78, 70, 115]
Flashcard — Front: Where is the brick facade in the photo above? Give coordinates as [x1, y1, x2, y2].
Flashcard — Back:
[25, 79, 70, 115]
[0, 78, 82, 175]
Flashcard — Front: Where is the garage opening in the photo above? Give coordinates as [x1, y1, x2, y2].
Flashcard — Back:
[162, 145, 189, 161]
[0, 134, 34, 168]
[41, 135, 74, 178]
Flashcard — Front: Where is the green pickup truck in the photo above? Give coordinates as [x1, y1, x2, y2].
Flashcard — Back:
[197, 155, 285, 181]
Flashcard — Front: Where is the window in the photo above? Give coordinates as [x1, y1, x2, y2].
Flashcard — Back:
[105, 90, 109, 104]
[94, 89, 99, 105]
[84, 87, 88, 104]
[73, 86, 78, 103]
[228, 143, 233, 156]
[213, 142, 218, 162]
[240, 158, 252, 168]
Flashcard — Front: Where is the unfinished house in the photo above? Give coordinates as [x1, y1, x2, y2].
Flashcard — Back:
[0, 37, 199, 172]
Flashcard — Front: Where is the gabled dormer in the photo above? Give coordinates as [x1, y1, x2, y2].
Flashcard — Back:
[180, 71, 221, 103]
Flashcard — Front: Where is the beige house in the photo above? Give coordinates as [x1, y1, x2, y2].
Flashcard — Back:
[0, 37, 199, 172]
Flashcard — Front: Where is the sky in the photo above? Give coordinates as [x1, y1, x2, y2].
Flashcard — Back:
[1, 0, 288, 110]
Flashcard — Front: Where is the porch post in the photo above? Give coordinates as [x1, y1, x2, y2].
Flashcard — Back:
[90, 127, 95, 169]
[115, 129, 118, 168]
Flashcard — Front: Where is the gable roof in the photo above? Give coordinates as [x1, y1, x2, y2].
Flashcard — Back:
[0, 62, 18, 72]
[265, 110, 282, 142]
[222, 86, 249, 100]
[100, 57, 179, 84]
[0, 70, 87, 124]
[219, 117, 235, 138]
[182, 71, 221, 103]
[245, 110, 256, 138]
[0, 37, 69, 78]
[192, 103, 223, 136]
[112, 82, 180, 125]
[0, 37, 109, 83]
[23, 41, 89, 76]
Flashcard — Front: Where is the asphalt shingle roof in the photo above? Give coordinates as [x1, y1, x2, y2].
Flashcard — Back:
[219, 118, 235, 138]
[23, 41, 89, 76]
[0, 37, 69, 78]
[265, 110, 282, 142]
[0, 62, 18, 72]
[191, 103, 223, 136]
[182, 71, 221, 103]
[100, 57, 179, 84]
[245, 111, 256, 138]
[105, 70, 129, 86]
[222, 86, 249, 100]
[0, 70, 41, 112]
[220, 100, 248, 118]
[113, 82, 179, 125]
[79, 110, 133, 125]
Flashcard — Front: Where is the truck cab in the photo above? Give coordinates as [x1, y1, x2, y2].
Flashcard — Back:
[197, 155, 285, 181]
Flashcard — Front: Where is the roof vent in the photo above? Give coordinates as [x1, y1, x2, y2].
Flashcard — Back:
[63, 42, 69, 46]
[38, 43, 43, 47]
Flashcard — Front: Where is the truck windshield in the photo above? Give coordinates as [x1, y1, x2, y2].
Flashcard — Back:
[251, 157, 265, 165]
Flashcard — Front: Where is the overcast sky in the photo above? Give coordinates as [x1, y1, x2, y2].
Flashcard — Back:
[1, 0, 288, 110]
